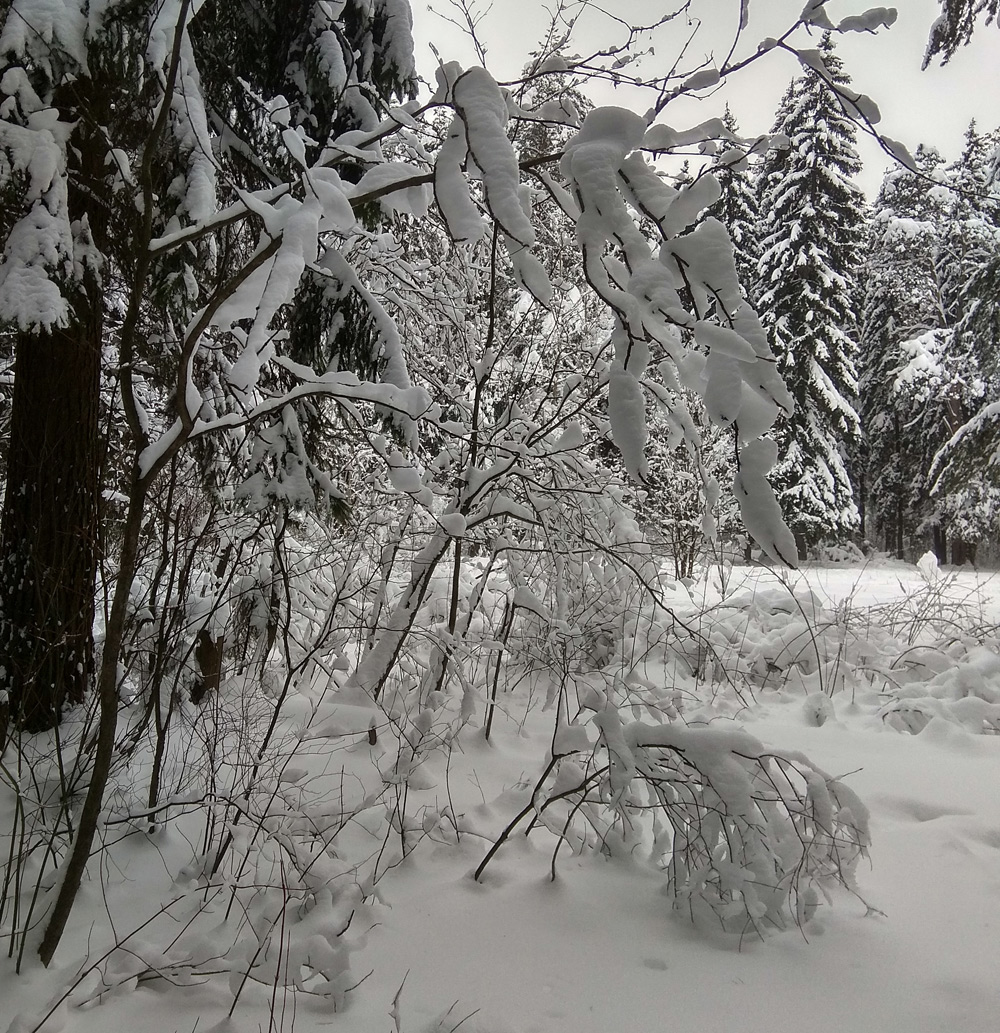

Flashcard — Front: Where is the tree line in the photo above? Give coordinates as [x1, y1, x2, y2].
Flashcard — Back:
[710, 34, 999, 563]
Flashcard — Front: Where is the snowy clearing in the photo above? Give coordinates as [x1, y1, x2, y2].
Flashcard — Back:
[2, 560, 999, 1033]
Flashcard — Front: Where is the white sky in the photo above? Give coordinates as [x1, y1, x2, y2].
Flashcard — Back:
[409, 0, 1000, 197]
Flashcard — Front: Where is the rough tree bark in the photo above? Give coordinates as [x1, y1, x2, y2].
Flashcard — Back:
[0, 325, 101, 732]
[0, 78, 105, 733]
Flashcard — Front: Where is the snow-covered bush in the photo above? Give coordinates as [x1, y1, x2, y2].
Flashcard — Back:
[814, 540, 868, 565]
[476, 686, 871, 935]
[640, 404, 743, 581]
[666, 565, 1000, 734]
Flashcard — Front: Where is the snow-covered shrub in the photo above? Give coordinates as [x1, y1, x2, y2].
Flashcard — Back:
[660, 582, 837, 695]
[814, 540, 867, 565]
[476, 689, 870, 935]
[640, 404, 743, 581]
[0, 721, 91, 966]
[671, 566, 1000, 735]
[877, 636, 1000, 734]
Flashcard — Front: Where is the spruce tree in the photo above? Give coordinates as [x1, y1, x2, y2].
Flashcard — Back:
[706, 106, 762, 303]
[864, 122, 1000, 563]
[936, 122, 999, 325]
[951, 128, 1000, 377]
[922, 124, 1000, 556]
[860, 145, 949, 556]
[924, 0, 1000, 66]
[755, 35, 865, 555]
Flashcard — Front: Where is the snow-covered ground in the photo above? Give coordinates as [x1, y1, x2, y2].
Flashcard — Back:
[3, 560, 999, 1033]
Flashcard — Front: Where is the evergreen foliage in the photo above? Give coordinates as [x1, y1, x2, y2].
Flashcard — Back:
[861, 122, 1000, 562]
[755, 35, 865, 553]
[0, 0, 417, 732]
[924, 125, 1000, 541]
[860, 144, 949, 555]
[924, 0, 1000, 66]
[706, 106, 762, 303]
[936, 123, 999, 325]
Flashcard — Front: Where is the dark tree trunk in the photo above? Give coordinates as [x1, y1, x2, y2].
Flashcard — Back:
[894, 496, 904, 560]
[0, 323, 102, 732]
[933, 525, 947, 565]
[794, 530, 809, 563]
[0, 77, 106, 735]
[190, 542, 233, 705]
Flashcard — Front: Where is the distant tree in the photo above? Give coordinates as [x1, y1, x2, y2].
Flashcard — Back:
[935, 122, 1000, 325]
[755, 35, 865, 556]
[867, 120, 1000, 564]
[860, 145, 949, 556]
[922, 126, 1000, 557]
[705, 106, 762, 303]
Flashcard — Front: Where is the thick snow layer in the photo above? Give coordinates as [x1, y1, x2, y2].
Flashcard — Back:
[0, 0, 89, 70]
[434, 116, 486, 243]
[453, 68, 534, 247]
[735, 438, 800, 567]
[643, 117, 733, 152]
[4, 562, 1000, 1033]
[0, 85, 76, 329]
[349, 162, 431, 217]
[608, 367, 649, 482]
[837, 8, 898, 33]
[374, 0, 416, 84]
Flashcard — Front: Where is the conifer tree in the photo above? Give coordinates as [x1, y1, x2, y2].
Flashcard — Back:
[924, 0, 1000, 66]
[935, 122, 999, 325]
[863, 122, 1000, 563]
[706, 106, 761, 303]
[951, 128, 1000, 372]
[922, 124, 1000, 555]
[755, 35, 865, 555]
[860, 145, 949, 556]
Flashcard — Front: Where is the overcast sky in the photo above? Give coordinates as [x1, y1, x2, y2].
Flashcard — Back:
[409, 0, 1000, 197]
